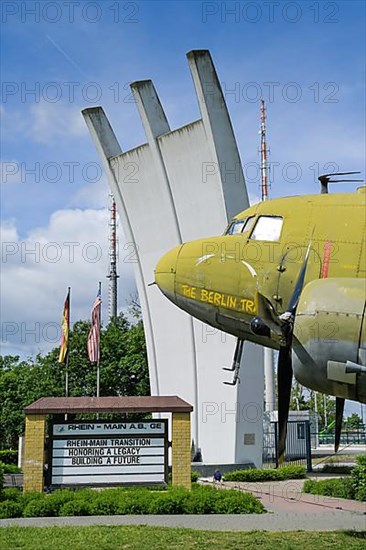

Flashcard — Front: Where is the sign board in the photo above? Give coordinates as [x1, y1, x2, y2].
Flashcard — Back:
[48, 420, 168, 487]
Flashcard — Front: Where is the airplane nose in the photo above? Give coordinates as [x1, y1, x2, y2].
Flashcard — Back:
[155, 244, 182, 299]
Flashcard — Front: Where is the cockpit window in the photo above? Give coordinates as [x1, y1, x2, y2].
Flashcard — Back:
[225, 216, 256, 236]
[243, 216, 256, 234]
[250, 216, 283, 241]
[225, 219, 246, 235]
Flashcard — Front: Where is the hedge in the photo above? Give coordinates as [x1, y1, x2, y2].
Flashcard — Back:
[191, 470, 200, 482]
[0, 462, 21, 474]
[320, 465, 353, 475]
[223, 465, 306, 483]
[0, 463, 4, 495]
[0, 485, 265, 519]
[0, 450, 18, 466]
[303, 455, 366, 502]
[351, 455, 366, 501]
[303, 477, 355, 500]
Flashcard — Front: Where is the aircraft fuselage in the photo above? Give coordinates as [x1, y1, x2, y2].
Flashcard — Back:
[155, 190, 366, 403]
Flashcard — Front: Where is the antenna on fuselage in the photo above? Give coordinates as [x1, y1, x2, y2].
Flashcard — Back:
[318, 172, 362, 194]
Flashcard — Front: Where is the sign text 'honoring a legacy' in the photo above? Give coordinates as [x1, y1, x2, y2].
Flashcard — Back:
[50, 421, 168, 486]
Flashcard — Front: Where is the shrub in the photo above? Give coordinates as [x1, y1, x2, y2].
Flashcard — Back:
[0, 500, 23, 519]
[148, 487, 191, 514]
[279, 465, 307, 480]
[352, 455, 366, 501]
[59, 499, 93, 516]
[1, 488, 22, 502]
[23, 497, 58, 518]
[191, 470, 200, 482]
[211, 488, 264, 514]
[303, 477, 355, 500]
[0, 463, 4, 495]
[21, 491, 44, 506]
[186, 485, 265, 514]
[320, 465, 353, 475]
[224, 465, 306, 483]
[91, 489, 121, 515]
[46, 490, 79, 515]
[186, 485, 219, 514]
[116, 490, 154, 515]
[0, 450, 18, 465]
[1, 463, 21, 474]
[0, 485, 266, 518]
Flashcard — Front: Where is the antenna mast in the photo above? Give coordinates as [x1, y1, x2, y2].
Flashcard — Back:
[107, 195, 119, 321]
[260, 99, 275, 412]
[260, 99, 270, 201]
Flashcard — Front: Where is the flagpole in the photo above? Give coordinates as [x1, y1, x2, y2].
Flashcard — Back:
[65, 286, 71, 398]
[96, 281, 101, 398]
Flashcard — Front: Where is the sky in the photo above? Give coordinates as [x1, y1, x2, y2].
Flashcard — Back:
[1, 1, 365, 415]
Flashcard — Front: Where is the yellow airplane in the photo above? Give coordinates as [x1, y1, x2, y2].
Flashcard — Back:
[155, 173, 366, 462]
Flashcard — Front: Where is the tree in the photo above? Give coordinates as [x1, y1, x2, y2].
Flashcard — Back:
[344, 413, 365, 431]
[308, 392, 336, 432]
[289, 382, 336, 432]
[290, 381, 308, 411]
[0, 313, 150, 449]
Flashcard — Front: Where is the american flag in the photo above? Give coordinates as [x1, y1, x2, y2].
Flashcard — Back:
[87, 288, 102, 363]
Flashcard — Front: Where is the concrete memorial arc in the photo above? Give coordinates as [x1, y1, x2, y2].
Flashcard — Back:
[83, 50, 264, 467]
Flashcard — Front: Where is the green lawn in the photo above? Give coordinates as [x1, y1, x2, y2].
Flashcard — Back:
[0, 526, 365, 549]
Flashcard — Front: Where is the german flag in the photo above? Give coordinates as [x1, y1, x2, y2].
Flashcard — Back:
[58, 288, 70, 363]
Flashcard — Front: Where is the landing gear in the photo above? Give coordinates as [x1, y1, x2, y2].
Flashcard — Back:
[223, 338, 244, 386]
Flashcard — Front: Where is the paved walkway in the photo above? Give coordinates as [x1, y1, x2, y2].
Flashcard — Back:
[1, 478, 365, 532]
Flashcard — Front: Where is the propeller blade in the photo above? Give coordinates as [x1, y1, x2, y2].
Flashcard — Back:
[286, 239, 313, 315]
[335, 397, 345, 453]
[320, 171, 361, 178]
[277, 345, 293, 464]
[255, 292, 283, 336]
[257, 238, 313, 464]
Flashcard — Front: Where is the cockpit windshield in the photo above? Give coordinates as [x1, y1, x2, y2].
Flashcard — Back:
[224, 216, 256, 236]
[225, 219, 246, 235]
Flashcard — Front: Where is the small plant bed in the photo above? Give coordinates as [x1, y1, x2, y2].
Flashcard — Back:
[223, 465, 306, 482]
[0, 485, 265, 519]
[303, 455, 366, 502]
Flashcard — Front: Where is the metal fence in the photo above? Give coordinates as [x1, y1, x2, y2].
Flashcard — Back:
[263, 420, 312, 471]
[314, 430, 366, 447]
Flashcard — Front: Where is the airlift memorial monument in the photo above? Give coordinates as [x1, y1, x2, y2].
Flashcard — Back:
[23, 50, 265, 494]
[82, 50, 264, 470]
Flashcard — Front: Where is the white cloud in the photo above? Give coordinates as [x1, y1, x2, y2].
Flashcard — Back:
[0, 208, 136, 358]
[1, 102, 87, 145]
[0, 219, 19, 241]
[0, 106, 28, 140]
[71, 176, 110, 209]
[1, 160, 23, 185]
[31, 101, 87, 143]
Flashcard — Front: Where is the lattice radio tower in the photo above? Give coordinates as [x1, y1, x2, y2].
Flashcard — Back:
[260, 99, 275, 412]
[260, 98, 270, 201]
[107, 195, 119, 321]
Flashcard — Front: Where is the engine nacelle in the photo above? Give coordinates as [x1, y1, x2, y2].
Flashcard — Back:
[293, 278, 366, 403]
